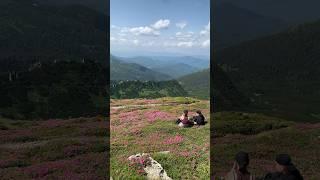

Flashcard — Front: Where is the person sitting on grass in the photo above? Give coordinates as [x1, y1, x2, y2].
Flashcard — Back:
[176, 110, 191, 127]
[192, 110, 205, 125]
[225, 151, 256, 180]
[264, 154, 303, 180]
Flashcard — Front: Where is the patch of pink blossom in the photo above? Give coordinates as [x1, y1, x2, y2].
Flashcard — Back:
[128, 154, 150, 175]
[110, 108, 119, 115]
[63, 145, 86, 157]
[39, 120, 66, 128]
[138, 99, 159, 104]
[118, 111, 140, 123]
[144, 111, 175, 123]
[179, 151, 191, 157]
[163, 135, 184, 145]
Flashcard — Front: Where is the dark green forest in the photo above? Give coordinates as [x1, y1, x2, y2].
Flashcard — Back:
[0, 0, 107, 65]
[0, 60, 108, 120]
[0, 1, 108, 120]
[110, 80, 188, 99]
[216, 19, 320, 121]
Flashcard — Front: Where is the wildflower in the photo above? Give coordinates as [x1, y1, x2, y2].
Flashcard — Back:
[163, 135, 184, 145]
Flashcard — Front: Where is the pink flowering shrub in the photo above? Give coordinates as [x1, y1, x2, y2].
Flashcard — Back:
[128, 154, 151, 175]
[179, 151, 191, 157]
[137, 99, 159, 105]
[0, 129, 36, 143]
[144, 111, 175, 123]
[163, 135, 184, 145]
[118, 111, 140, 123]
[39, 120, 67, 128]
[63, 145, 87, 157]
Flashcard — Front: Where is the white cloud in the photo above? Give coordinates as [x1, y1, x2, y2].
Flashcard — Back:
[177, 41, 194, 47]
[152, 19, 170, 30]
[176, 21, 187, 29]
[200, 30, 208, 36]
[142, 41, 155, 46]
[120, 27, 129, 33]
[202, 39, 210, 47]
[200, 21, 210, 36]
[118, 33, 127, 37]
[110, 36, 116, 41]
[133, 39, 139, 45]
[111, 25, 119, 29]
[129, 26, 160, 36]
[163, 42, 176, 47]
[175, 31, 194, 41]
[206, 21, 210, 31]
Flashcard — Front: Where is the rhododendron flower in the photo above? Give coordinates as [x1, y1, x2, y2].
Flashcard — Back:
[144, 111, 175, 123]
[163, 135, 184, 145]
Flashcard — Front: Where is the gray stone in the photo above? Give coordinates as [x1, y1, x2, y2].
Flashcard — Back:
[128, 153, 172, 180]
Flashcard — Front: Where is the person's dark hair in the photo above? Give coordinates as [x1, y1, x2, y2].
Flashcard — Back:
[183, 110, 188, 114]
[196, 110, 202, 114]
[276, 154, 292, 166]
[275, 154, 303, 180]
[235, 151, 250, 174]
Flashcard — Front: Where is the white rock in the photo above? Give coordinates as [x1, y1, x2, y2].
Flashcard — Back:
[128, 153, 172, 180]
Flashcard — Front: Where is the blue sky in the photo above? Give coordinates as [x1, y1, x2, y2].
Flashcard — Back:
[110, 0, 210, 57]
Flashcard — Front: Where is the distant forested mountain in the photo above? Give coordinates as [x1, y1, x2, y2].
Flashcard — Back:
[35, 0, 108, 14]
[151, 56, 210, 70]
[110, 55, 172, 81]
[152, 63, 200, 79]
[212, 64, 250, 111]
[217, 0, 320, 23]
[178, 66, 250, 109]
[216, 20, 320, 121]
[214, 2, 287, 48]
[0, 1, 108, 120]
[110, 80, 188, 99]
[0, 60, 107, 120]
[120, 56, 209, 69]
[117, 55, 209, 79]
[0, 0, 107, 69]
[178, 69, 210, 99]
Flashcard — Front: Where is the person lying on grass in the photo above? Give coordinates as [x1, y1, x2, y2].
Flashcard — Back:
[192, 110, 205, 125]
[264, 154, 303, 180]
[176, 109, 192, 127]
[225, 151, 256, 180]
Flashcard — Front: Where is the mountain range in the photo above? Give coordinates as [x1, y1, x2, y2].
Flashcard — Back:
[214, 2, 287, 48]
[110, 55, 172, 81]
[116, 55, 209, 79]
[217, 0, 320, 23]
[215, 19, 320, 121]
[0, 0, 107, 70]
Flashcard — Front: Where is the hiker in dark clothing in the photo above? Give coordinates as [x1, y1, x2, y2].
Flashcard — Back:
[225, 151, 255, 180]
[264, 154, 303, 180]
[193, 110, 205, 125]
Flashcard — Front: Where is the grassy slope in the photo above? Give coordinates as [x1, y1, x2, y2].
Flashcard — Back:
[0, 116, 108, 179]
[178, 69, 210, 100]
[110, 55, 172, 81]
[216, 20, 320, 121]
[110, 97, 210, 179]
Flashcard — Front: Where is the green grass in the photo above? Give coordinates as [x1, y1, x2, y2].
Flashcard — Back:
[110, 97, 210, 179]
[213, 112, 293, 136]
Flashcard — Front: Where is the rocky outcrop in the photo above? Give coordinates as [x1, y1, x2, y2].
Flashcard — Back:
[128, 153, 172, 180]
